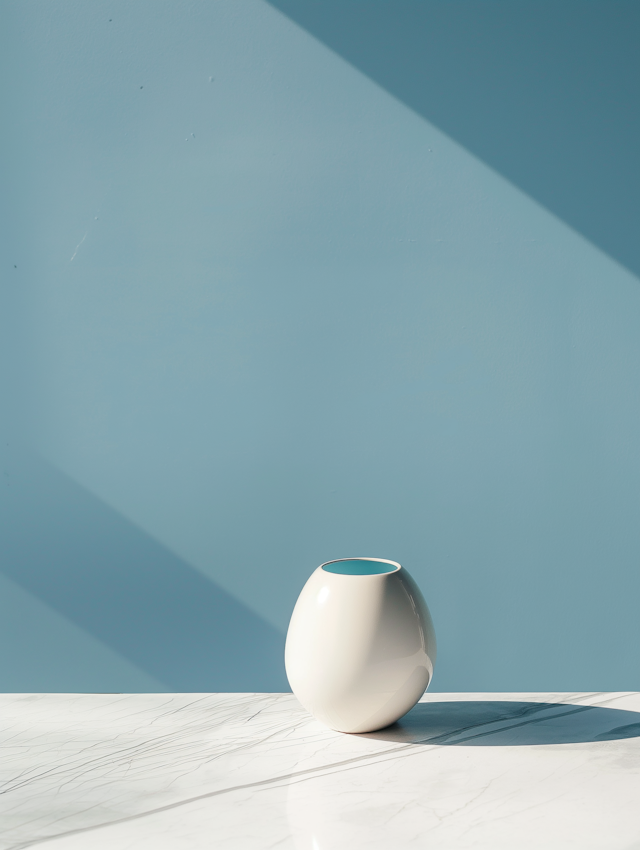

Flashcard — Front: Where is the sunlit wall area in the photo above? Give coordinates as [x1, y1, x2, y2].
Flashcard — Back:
[1, 0, 639, 692]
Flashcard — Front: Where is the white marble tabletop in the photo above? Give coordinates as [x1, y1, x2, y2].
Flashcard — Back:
[1, 692, 639, 849]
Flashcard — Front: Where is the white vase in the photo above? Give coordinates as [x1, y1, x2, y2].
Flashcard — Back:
[285, 558, 436, 733]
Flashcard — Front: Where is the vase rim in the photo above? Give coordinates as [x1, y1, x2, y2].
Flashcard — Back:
[320, 557, 401, 576]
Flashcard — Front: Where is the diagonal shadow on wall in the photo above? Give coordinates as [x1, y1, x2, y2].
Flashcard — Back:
[269, 0, 640, 277]
[0, 452, 288, 692]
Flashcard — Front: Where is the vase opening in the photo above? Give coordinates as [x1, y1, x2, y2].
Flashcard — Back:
[321, 558, 400, 576]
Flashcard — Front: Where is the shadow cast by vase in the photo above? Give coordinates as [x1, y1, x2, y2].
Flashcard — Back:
[362, 700, 640, 746]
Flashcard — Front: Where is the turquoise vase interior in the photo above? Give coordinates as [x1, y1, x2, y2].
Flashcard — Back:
[322, 559, 398, 576]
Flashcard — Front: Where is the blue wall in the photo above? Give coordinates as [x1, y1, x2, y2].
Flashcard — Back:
[1, 0, 639, 692]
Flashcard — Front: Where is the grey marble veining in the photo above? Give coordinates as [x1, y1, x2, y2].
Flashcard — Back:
[1, 692, 639, 849]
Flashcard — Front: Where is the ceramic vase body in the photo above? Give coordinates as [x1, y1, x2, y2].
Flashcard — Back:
[285, 558, 436, 733]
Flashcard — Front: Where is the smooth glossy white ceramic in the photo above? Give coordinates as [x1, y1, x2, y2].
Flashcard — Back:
[285, 558, 437, 733]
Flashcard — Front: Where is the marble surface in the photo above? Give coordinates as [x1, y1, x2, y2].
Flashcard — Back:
[1, 692, 640, 849]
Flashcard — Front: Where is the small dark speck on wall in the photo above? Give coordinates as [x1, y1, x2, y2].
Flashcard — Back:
[140, 86, 143, 89]
[14, 265, 17, 268]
